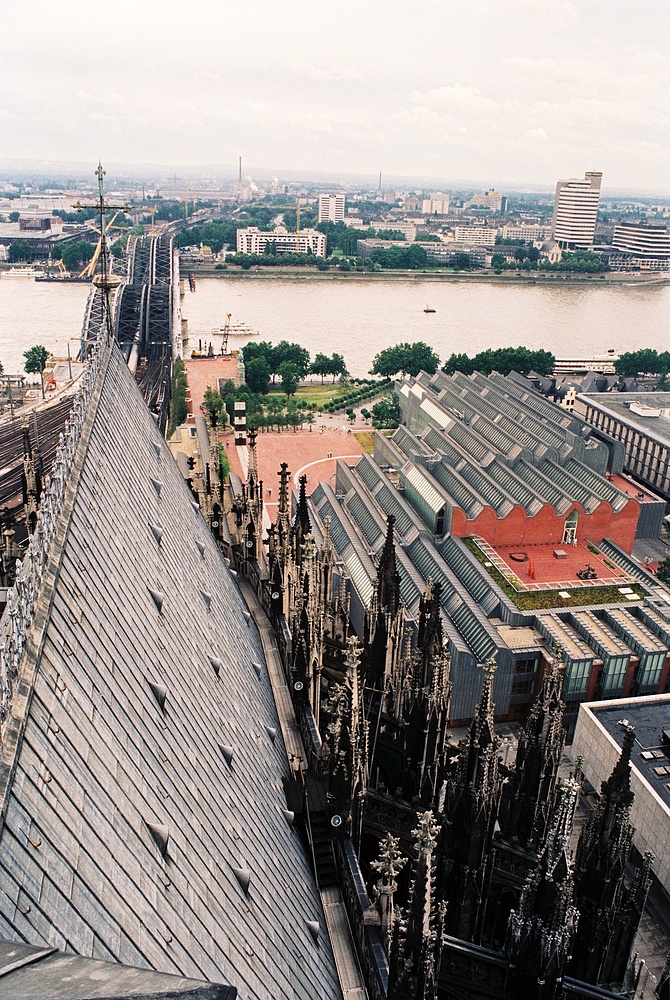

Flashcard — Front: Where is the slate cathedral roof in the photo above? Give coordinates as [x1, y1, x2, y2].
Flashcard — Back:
[0, 341, 341, 999]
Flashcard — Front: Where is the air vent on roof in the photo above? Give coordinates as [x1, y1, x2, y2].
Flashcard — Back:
[152, 442, 162, 457]
[191, 500, 200, 514]
[266, 726, 277, 743]
[149, 523, 163, 544]
[253, 661, 263, 677]
[232, 866, 251, 894]
[281, 808, 295, 826]
[150, 478, 162, 497]
[146, 821, 169, 857]
[209, 656, 222, 677]
[148, 680, 167, 711]
[148, 588, 164, 613]
[219, 744, 235, 766]
[243, 611, 252, 626]
[196, 540, 205, 557]
[200, 591, 212, 611]
[305, 920, 320, 943]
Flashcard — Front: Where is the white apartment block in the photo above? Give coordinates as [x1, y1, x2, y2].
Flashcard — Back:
[552, 171, 602, 249]
[612, 221, 670, 259]
[384, 221, 416, 241]
[236, 226, 327, 257]
[317, 194, 345, 223]
[466, 189, 505, 212]
[501, 224, 552, 241]
[453, 226, 499, 246]
[422, 194, 450, 215]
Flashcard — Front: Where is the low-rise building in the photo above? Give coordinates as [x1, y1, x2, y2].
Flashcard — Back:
[236, 225, 327, 257]
[573, 694, 670, 895]
[606, 221, 670, 271]
[453, 225, 499, 245]
[307, 368, 670, 731]
[466, 189, 507, 213]
[577, 391, 670, 502]
[422, 194, 450, 215]
[502, 223, 552, 241]
[0, 220, 90, 259]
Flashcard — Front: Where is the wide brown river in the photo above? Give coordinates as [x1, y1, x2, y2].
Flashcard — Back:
[2, 273, 669, 377]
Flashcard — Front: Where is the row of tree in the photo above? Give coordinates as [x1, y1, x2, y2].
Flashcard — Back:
[369, 343, 556, 380]
[443, 346, 555, 377]
[617, 349, 670, 379]
[241, 341, 350, 396]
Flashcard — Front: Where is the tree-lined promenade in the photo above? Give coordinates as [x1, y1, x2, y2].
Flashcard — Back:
[172, 339, 559, 440]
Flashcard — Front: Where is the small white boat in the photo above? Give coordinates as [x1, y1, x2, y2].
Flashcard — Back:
[211, 315, 259, 339]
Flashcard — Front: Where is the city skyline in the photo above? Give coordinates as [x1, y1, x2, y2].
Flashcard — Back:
[1, 0, 668, 192]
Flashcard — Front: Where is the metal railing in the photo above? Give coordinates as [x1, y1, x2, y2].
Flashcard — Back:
[0, 337, 107, 732]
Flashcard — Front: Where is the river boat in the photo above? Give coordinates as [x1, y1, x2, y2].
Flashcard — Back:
[2, 265, 45, 278]
[211, 320, 259, 338]
[423, 304, 436, 313]
[553, 349, 619, 376]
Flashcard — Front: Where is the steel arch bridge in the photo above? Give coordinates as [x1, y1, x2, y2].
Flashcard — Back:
[81, 235, 176, 434]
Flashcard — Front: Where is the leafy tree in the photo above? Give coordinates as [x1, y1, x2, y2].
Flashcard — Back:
[110, 237, 128, 259]
[617, 349, 666, 378]
[360, 407, 371, 423]
[375, 229, 406, 241]
[8, 240, 33, 263]
[24, 345, 50, 399]
[272, 341, 310, 380]
[278, 362, 300, 397]
[442, 346, 555, 377]
[203, 388, 224, 428]
[330, 353, 349, 382]
[8, 211, 19, 223]
[657, 556, 670, 586]
[244, 357, 271, 395]
[491, 253, 506, 270]
[372, 393, 400, 429]
[168, 358, 188, 437]
[371, 341, 440, 378]
[310, 352, 332, 384]
[61, 240, 95, 272]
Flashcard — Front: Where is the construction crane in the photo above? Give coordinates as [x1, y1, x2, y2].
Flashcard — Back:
[220, 313, 231, 355]
[79, 211, 126, 279]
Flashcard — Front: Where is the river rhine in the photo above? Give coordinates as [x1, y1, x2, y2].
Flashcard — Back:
[2, 274, 669, 377]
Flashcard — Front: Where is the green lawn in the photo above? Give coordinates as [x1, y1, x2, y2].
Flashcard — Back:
[354, 431, 375, 453]
[267, 384, 346, 407]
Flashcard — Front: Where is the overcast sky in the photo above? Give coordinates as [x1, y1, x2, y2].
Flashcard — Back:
[1, 0, 668, 191]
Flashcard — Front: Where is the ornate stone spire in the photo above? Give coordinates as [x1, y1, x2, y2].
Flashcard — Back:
[371, 833, 407, 956]
[571, 726, 651, 988]
[247, 426, 258, 488]
[376, 515, 401, 617]
[437, 657, 500, 943]
[501, 657, 566, 849]
[388, 811, 445, 1000]
[326, 636, 369, 850]
[506, 777, 580, 1000]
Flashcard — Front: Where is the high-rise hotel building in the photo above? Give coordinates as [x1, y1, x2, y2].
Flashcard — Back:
[552, 170, 602, 249]
[317, 193, 345, 223]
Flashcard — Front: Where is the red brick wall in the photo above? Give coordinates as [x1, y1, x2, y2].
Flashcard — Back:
[450, 498, 640, 554]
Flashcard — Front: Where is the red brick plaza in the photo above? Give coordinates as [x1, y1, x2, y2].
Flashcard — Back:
[221, 424, 364, 522]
